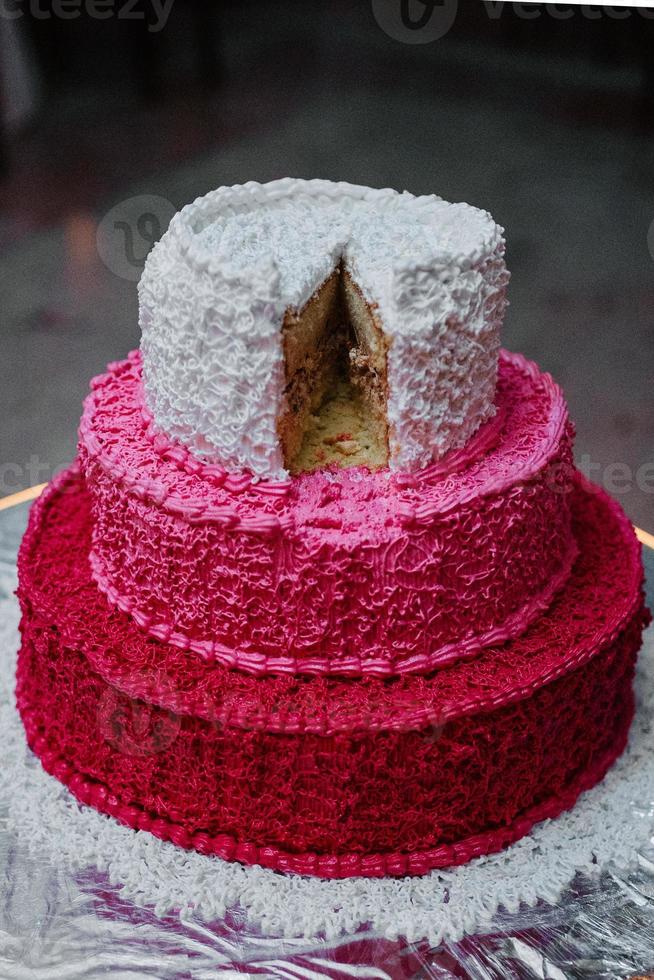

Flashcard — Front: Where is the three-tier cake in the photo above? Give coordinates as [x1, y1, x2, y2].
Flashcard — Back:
[16, 179, 649, 878]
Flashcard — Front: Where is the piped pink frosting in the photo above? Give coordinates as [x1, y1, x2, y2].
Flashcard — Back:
[78, 350, 577, 677]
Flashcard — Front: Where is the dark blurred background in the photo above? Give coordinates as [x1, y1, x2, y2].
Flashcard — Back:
[1, 0, 653, 527]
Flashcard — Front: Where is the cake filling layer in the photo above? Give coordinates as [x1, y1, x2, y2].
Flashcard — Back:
[279, 266, 390, 473]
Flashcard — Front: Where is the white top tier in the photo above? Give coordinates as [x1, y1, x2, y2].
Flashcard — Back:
[139, 178, 509, 480]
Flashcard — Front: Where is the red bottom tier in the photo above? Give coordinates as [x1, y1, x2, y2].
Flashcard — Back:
[16, 466, 649, 879]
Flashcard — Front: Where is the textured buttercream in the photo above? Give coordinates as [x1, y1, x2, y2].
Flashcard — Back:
[139, 179, 509, 479]
[15, 466, 649, 876]
[79, 350, 576, 677]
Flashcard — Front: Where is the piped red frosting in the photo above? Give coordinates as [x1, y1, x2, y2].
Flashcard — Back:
[78, 349, 577, 677]
[16, 467, 649, 878]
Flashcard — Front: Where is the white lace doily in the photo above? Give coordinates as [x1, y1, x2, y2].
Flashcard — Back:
[2, 590, 653, 947]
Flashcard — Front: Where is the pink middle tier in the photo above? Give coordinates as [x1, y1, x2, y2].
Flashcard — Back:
[79, 349, 576, 677]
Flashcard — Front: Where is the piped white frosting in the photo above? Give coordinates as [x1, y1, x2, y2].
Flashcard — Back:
[139, 179, 509, 479]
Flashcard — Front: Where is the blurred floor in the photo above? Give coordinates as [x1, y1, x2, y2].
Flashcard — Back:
[1, 1, 653, 528]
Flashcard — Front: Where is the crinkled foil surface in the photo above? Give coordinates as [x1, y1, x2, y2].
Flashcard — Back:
[2, 499, 654, 980]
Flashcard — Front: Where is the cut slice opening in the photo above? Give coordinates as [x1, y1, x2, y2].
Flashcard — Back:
[278, 264, 390, 475]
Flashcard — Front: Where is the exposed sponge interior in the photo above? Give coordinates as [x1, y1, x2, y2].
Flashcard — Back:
[278, 266, 390, 474]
